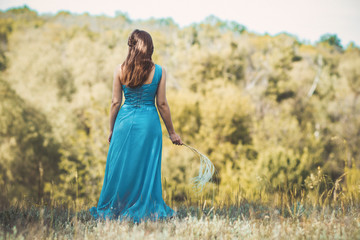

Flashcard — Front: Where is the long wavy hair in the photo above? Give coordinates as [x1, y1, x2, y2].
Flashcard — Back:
[120, 29, 155, 88]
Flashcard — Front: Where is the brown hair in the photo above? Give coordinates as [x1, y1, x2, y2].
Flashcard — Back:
[120, 29, 154, 88]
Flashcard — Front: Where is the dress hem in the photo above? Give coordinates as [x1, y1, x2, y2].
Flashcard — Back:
[89, 206, 177, 224]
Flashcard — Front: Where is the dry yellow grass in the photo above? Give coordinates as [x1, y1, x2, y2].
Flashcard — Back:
[1, 202, 359, 239]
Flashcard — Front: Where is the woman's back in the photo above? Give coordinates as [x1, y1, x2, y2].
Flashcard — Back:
[90, 29, 181, 224]
[121, 64, 162, 108]
[90, 62, 176, 223]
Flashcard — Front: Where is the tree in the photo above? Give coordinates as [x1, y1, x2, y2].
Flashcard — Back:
[0, 79, 61, 204]
[318, 33, 343, 51]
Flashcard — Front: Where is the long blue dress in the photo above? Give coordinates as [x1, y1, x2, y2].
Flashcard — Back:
[89, 64, 177, 223]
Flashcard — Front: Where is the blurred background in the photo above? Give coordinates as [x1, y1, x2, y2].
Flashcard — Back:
[0, 0, 359, 208]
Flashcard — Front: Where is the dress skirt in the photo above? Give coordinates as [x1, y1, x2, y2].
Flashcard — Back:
[89, 103, 177, 223]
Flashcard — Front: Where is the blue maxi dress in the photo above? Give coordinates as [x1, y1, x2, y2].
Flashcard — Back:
[89, 64, 177, 223]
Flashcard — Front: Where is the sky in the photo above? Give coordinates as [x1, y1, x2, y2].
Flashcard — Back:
[1, 0, 359, 47]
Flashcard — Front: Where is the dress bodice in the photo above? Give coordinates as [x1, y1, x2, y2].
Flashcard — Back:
[122, 64, 162, 108]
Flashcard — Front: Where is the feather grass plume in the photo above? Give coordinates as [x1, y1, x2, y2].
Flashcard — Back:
[165, 135, 216, 193]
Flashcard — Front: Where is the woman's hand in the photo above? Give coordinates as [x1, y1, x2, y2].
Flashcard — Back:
[170, 132, 183, 145]
[108, 131, 113, 143]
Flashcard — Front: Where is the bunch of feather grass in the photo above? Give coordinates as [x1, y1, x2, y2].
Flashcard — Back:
[165, 135, 216, 193]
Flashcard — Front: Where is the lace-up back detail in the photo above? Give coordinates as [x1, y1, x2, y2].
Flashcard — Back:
[122, 64, 162, 108]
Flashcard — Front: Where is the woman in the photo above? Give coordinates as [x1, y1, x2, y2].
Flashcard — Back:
[89, 29, 183, 223]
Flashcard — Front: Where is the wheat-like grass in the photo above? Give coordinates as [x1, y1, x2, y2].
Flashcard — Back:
[165, 135, 216, 193]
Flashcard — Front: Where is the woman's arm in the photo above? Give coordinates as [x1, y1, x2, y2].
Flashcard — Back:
[156, 67, 183, 145]
[108, 64, 123, 143]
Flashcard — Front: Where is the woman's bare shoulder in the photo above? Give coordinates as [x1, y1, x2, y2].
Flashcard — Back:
[158, 65, 166, 75]
[116, 63, 122, 72]
[114, 64, 122, 78]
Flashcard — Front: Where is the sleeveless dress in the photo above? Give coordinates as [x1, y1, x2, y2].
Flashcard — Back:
[89, 64, 177, 223]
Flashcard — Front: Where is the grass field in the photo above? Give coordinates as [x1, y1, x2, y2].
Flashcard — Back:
[1, 200, 359, 239]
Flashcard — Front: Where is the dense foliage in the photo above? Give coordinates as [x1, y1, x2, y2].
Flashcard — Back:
[0, 6, 359, 208]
